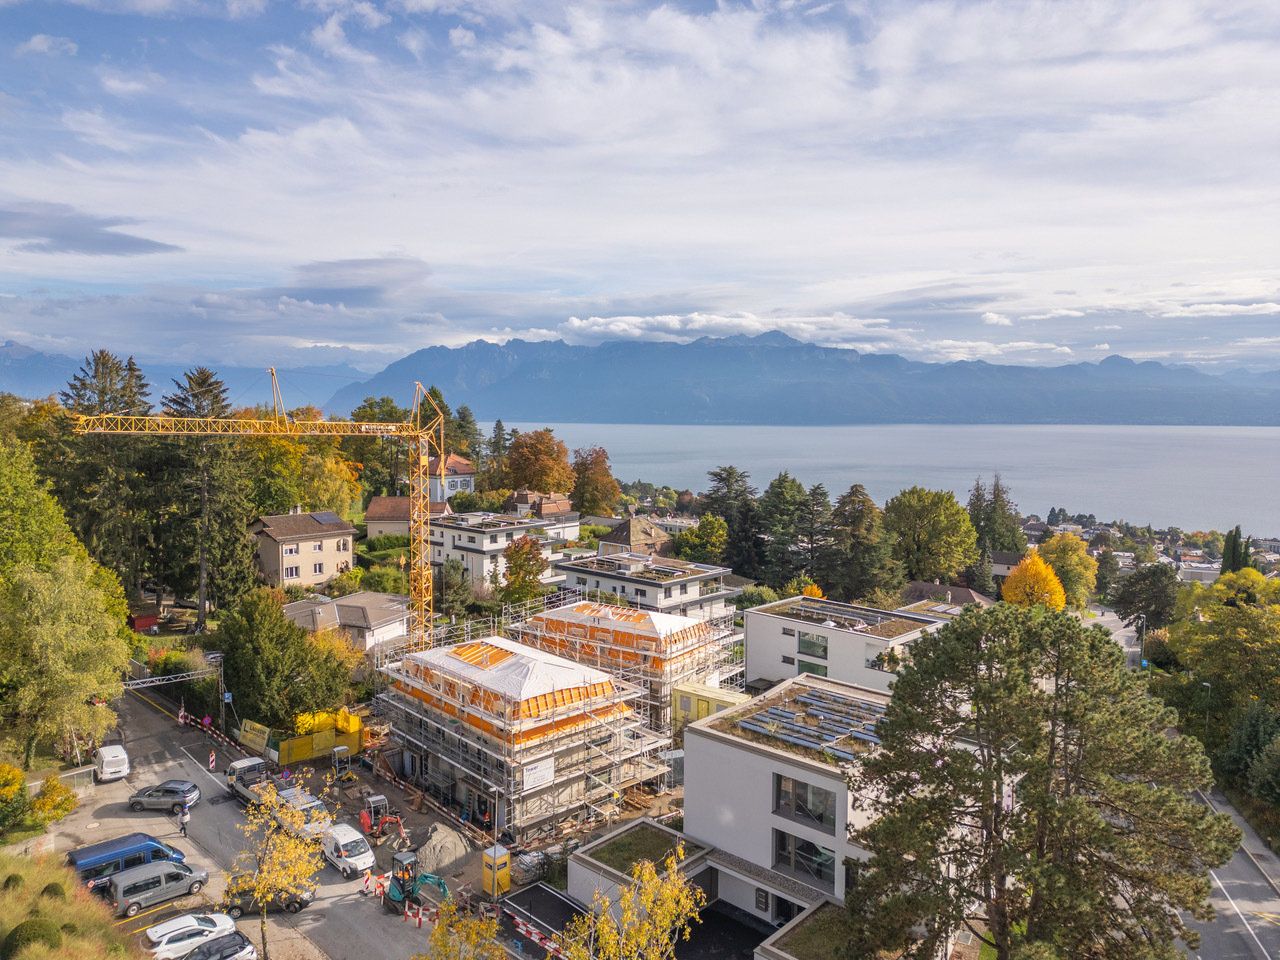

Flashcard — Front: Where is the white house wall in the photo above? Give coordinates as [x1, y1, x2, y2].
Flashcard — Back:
[744, 610, 898, 693]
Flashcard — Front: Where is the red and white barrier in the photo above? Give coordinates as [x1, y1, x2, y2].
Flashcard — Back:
[506, 911, 566, 958]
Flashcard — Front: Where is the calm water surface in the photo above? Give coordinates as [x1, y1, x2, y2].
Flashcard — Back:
[499, 423, 1280, 534]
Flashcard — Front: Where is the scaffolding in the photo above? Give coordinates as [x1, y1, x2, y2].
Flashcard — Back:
[378, 634, 666, 845]
[507, 601, 742, 734]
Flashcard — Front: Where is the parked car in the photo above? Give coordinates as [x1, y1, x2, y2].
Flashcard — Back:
[68, 833, 186, 891]
[322, 823, 375, 878]
[94, 744, 130, 783]
[130, 780, 202, 814]
[222, 877, 315, 919]
[141, 913, 236, 959]
[185, 932, 257, 960]
[107, 860, 208, 917]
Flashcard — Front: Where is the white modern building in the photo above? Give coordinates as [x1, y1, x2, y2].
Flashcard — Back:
[743, 596, 943, 695]
[429, 454, 476, 502]
[554, 552, 737, 620]
[430, 512, 576, 588]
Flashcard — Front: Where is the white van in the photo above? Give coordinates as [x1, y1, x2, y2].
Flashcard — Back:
[95, 744, 130, 783]
[322, 824, 374, 878]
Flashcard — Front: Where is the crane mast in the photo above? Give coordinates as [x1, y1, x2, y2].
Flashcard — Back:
[75, 370, 446, 650]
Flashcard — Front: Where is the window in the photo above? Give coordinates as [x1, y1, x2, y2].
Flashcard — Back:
[164, 871, 186, 884]
[679, 583, 688, 595]
[124, 876, 163, 896]
[283, 544, 299, 556]
[679, 696, 691, 712]
[781, 627, 795, 637]
[797, 660, 827, 677]
[123, 853, 146, 870]
[490, 534, 498, 544]
[797, 631, 828, 659]
[312, 563, 324, 575]
[781, 655, 795, 665]
[338, 539, 350, 552]
[467, 536, 476, 544]
[576, 577, 587, 586]
[284, 566, 300, 580]
[664, 588, 672, 599]
[312, 541, 323, 552]
[755, 888, 770, 912]
[773, 830, 835, 889]
[449, 480, 458, 490]
[506, 532, 514, 542]
[635, 588, 647, 598]
[774, 775, 837, 833]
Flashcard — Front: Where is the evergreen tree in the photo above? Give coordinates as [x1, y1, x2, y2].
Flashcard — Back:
[434, 558, 472, 620]
[343, 396, 410, 499]
[969, 541, 996, 597]
[700, 466, 763, 578]
[1110, 562, 1180, 629]
[1221, 525, 1252, 574]
[454, 405, 481, 459]
[163, 368, 256, 628]
[759, 472, 809, 588]
[479, 419, 510, 490]
[795, 484, 831, 580]
[1094, 548, 1120, 598]
[816, 483, 900, 603]
[967, 474, 1026, 554]
[846, 605, 1240, 960]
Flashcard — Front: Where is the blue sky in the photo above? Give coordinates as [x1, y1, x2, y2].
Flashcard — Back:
[1, 0, 1278, 372]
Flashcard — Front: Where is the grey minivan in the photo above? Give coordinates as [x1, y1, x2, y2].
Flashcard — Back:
[108, 860, 209, 917]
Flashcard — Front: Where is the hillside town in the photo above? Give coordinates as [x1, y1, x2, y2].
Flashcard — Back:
[1, 358, 1279, 960]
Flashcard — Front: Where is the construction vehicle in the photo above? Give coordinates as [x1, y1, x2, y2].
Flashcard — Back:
[331, 745, 355, 784]
[226, 758, 273, 806]
[359, 795, 412, 850]
[382, 850, 449, 914]
[75, 369, 446, 650]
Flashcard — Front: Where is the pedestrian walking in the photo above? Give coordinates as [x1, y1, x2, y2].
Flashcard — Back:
[179, 802, 191, 838]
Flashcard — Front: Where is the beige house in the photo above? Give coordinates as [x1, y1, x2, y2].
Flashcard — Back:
[364, 496, 450, 539]
[251, 510, 356, 589]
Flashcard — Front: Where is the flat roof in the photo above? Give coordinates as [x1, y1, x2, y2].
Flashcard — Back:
[556, 551, 728, 583]
[750, 596, 942, 640]
[434, 512, 542, 531]
[704, 674, 889, 766]
[525, 600, 704, 639]
[896, 599, 966, 620]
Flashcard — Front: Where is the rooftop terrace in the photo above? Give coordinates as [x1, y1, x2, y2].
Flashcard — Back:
[557, 552, 726, 583]
[753, 596, 941, 640]
[895, 599, 967, 621]
[708, 675, 887, 766]
[435, 512, 541, 531]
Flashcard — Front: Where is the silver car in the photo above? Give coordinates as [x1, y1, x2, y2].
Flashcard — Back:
[108, 860, 209, 917]
[130, 780, 201, 814]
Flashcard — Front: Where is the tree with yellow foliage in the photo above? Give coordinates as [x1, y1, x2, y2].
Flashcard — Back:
[1037, 532, 1098, 609]
[228, 780, 331, 960]
[554, 843, 705, 960]
[412, 899, 506, 960]
[1001, 552, 1066, 611]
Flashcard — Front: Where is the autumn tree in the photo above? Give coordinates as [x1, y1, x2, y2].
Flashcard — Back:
[845, 605, 1239, 960]
[498, 536, 548, 604]
[673, 514, 728, 565]
[229, 781, 330, 960]
[554, 843, 706, 960]
[1001, 552, 1066, 611]
[1110, 562, 1180, 629]
[507, 428, 574, 492]
[571, 446, 622, 516]
[1036, 532, 1097, 608]
[412, 899, 506, 960]
[883, 487, 978, 582]
[817, 483, 901, 603]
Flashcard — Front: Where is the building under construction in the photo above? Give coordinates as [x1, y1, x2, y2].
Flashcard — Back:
[508, 601, 742, 734]
[377, 635, 666, 845]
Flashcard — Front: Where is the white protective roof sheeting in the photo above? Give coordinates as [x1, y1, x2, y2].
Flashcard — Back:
[533, 601, 702, 639]
[408, 634, 614, 703]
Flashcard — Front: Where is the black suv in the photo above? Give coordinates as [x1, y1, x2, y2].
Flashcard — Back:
[185, 931, 256, 960]
[223, 878, 315, 919]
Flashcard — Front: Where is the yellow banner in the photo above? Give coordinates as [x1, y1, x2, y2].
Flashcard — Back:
[238, 720, 270, 755]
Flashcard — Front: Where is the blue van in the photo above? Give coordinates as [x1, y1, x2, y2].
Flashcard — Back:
[67, 832, 186, 891]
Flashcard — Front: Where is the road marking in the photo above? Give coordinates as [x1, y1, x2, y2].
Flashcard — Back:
[180, 746, 227, 790]
[1255, 912, 1280, 929]
[1213, 869, 1275, 960]
[128, 688, 179, 722]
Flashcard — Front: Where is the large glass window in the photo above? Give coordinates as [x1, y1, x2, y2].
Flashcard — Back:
[774, 775, 837, 833]
[773, 829, 835, 890]
[797, 631, 828, 659]
[797, 660, 828, 677]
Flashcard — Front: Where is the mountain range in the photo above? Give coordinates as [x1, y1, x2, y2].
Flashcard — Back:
[5, 334, 1280, 425]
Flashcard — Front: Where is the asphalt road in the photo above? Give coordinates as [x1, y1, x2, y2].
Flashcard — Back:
[115, 691, 441, 960]
[1186, 831, 1280, 959]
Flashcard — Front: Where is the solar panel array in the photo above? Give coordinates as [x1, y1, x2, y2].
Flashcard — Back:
[736, 685, 884, 761]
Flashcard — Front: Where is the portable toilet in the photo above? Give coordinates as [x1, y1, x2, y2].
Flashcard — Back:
[482, 844, 510, 897]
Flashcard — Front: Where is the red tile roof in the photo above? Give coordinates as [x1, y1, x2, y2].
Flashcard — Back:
[428, 453, 474, 476]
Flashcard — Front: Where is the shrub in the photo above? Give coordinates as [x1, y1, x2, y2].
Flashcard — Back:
[0, 765, 27, 834]
[39, 882, 65, 900]
[29, 776, 76, 827]
[1, 917, 62, 960]
[2, 873, 22, 890]
[364, 533, 410, 553]
[1248, 735, 1280, 806]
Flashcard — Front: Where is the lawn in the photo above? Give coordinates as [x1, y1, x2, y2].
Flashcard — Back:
[587, 823, 700, 876]
[0, 730, 69, 779]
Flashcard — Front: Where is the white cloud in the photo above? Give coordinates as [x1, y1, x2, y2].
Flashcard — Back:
[1159, 302, 1280, 318]
[1023, 308, 1085, 320]
[16, 34, 78, 56]
[399, 29, 427, 60]
[981, 312, 1013, 326]
[226, 0, 267, 17]
[449, 26, 475, 48]
[1092, 343, 1111, 351]
[1093, 324, 1123, 331]
[311, 12, 378, 63]
[98, 69, 161, 96]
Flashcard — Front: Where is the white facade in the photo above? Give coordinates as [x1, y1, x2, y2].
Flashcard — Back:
[430, 513, 571, 587]
[683, 675, 889, 924]
[554, 552, 736, 620]
[744, 597, 942, 693]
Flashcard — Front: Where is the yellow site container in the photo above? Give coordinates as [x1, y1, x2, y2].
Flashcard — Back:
[482, 844, 511, 897]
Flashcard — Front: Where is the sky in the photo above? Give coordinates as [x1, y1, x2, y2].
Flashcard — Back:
[0, 0, 1279, 373]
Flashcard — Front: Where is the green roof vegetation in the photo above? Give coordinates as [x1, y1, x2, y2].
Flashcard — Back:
[775, 904, 853, 960]
[587, 823, 701, 875]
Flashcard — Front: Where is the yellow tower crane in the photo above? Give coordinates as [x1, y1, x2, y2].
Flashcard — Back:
[75, 369, 446, 650]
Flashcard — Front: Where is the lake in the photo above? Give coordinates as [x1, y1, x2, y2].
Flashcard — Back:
[497, 422, 1280, 534]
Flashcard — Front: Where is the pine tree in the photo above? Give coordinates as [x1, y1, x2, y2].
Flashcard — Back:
[969, 542, 996, 597]
[817, 483, 901, 603]
[846, 605, 1240, 960]
[455, 405, 481, 460]
[759, 472, 809, 588]
[700, 466, 762, 578]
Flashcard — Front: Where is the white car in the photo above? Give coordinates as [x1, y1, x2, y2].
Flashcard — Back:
[94, 744, 130, 783]
[142, 913, 236, 959]
[322, 823, 375, 878]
